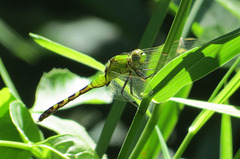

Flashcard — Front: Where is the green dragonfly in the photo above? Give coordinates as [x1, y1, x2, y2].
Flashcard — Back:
[38, 39, 196, 122]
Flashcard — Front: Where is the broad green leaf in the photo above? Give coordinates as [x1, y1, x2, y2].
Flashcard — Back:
[150, 28, 240, 103]
[32, 113, 96, 149]
[170, 97, 240, 118]
[31, 68, 112, 112]
[29, 33, 105, 72]
[38, 134, 100, 159]
[10, 101, 43, 143]
[0, 88, 32, 159]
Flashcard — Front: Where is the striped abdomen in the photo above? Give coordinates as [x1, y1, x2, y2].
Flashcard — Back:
[38, 74, 107, 122]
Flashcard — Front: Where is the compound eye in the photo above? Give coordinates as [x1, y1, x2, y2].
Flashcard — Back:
[132, 53, 141, 61]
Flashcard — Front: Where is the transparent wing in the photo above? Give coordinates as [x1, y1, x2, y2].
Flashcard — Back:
[138, 38, 198, 69]
[110, 38, 198, 79]
[106, 71, 152, 102]
[106, 38, 198, 102]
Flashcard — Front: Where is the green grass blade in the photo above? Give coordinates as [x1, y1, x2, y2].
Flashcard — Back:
[138, 0, 171, 48]
[29, 33, 105, 72]
[234, 148, 240, 159]
[120, 1, 193, 158]
[95, 1, 172, 153]
[95, 101, 126, 158]
[97, 0, 173, 155]
[181, 0, 204, 38]
[155, 127, 171, 159]
[217, 0, 240, 20]
[161, 0, 192, 56]
[209, 56, 240, 101]
[170, 97, 240, 118]
[174, 69, 240, 158]
[138, 85, 191, 159]
[0, 19, 39, 64]
[220, 114, 232, 159]
[0, 58, 21, 101]
[150, 28, 240, 103]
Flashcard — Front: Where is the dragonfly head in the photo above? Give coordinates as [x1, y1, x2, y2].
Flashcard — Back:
[131, 49, 146, 66]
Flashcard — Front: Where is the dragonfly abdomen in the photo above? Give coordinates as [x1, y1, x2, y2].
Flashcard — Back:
[38, 74, 108, 122]
[37, 85, 93, 122]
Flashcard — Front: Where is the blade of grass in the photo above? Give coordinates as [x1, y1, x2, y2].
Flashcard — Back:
[0, 19, 39, 64]
[95, 101, 126, 158]
[29, 33, 105, 72]
[133, 26, 240, 159]
[220, 114, 232, 159]
[217, 0, 240, 20]
[209, 56, 240, 101]
[181, 0, 204, 38]
[139, 0, 171, 48]
[141, 0, 202, 156]
[120, 0, 193, 158]
[170, 97, 240, 118]
[151, 28, 240, 103]
[0, 58, 21, 101]
[155, 127, 171, 159]
[174, 70, 240, 158]
[96, 0, 172, 157]
[138, 85, 191, 159]
[234, 148, 240, 159]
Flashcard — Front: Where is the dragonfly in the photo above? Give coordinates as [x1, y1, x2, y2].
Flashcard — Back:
[38, 38, 196, 122]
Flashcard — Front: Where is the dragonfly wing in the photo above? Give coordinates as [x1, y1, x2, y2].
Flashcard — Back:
[106, 38, 198, 102]
[107, 71, 153, 102]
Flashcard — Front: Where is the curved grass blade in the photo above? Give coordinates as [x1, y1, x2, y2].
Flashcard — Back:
[29, 33, 105, 72]
[149, 28, 240, 103]
[170, 97, 240, 118]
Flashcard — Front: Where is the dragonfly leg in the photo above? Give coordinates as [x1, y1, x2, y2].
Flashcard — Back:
[144, 73, 155, 79]
[130, 76, 141, 100]
[120, 74, 140, 109]
[134, 68, 156, 80]
[121, 76, 130, 101]
[131, 66, 155, 80]
[133, 68, 147, 79]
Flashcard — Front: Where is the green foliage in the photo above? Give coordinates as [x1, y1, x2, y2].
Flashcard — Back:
[31, 68, 112, 113]
[0, 0, 240, 158]
[0, 87, 102, 159]
[29, 33, 105, 72]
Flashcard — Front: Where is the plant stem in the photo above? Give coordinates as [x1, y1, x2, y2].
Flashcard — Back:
[174, 70, 240, 158]
[118, 0, 193, 158]
[95, 101, 126, 158]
